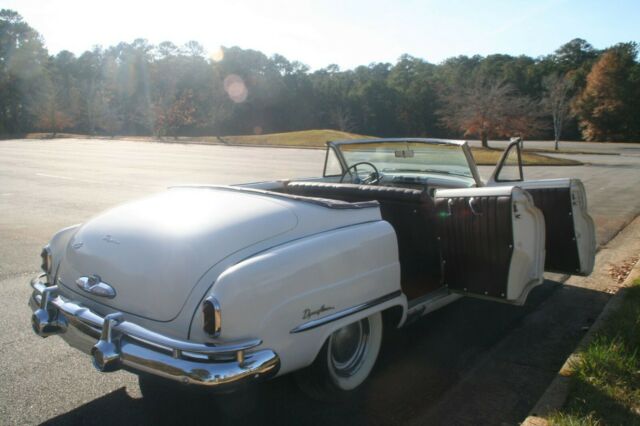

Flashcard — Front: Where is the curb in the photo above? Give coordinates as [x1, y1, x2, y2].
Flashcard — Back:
[522, 260, 640, 426]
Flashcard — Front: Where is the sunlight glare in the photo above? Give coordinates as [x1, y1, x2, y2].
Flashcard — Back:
[210, 47, 224, 62]
[223, 74, 248, 103]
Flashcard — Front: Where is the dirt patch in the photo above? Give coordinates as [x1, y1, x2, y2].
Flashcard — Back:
[607, 255, 640, 284]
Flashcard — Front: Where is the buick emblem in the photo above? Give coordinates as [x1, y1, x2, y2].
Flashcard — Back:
[76, 275, 116, 298]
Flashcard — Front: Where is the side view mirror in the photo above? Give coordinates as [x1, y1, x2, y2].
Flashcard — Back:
[488, 137, 524, 184]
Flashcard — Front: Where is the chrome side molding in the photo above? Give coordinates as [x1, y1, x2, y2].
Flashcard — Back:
[290, 290, 402, 333]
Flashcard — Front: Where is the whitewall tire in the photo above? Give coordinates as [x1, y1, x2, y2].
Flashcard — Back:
[295, 312, 383, 400]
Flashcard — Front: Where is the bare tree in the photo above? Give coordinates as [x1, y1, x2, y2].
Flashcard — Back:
[439, 79, 544, 148]
[542, 73, 573, 150]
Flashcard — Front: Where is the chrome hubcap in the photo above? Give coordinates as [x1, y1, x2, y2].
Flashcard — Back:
[329, 319, 370, 377]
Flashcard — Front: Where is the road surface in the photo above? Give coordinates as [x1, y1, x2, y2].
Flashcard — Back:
[1, 138, 639, 425]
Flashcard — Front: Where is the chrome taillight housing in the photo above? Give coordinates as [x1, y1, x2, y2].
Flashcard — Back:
[202, 296, 221, 337]
[40, 245, 52, 279]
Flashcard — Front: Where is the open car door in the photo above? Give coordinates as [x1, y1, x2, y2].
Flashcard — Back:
[487, 139, 596, 276]
[433, 186, 545, 305]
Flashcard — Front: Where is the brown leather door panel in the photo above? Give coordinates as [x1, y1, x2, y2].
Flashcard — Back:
[434, 195, 513, 299]
[525, 187, 580, 274]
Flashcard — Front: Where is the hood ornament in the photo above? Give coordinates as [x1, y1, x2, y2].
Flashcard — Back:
[76, 275, 116, 298]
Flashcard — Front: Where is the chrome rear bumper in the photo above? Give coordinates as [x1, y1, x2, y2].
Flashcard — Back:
[28, 274, 279, 390]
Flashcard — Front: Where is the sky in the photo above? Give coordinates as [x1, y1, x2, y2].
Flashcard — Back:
[1, 0, 639, 70]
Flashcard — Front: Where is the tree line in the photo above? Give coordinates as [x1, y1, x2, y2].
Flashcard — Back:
[1, 9, 639, 147]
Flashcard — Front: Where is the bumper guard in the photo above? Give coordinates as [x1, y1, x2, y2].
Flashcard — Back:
[28, 274, 280, 390]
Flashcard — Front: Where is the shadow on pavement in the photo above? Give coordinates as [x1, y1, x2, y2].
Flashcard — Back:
[42, 280, 611, 426]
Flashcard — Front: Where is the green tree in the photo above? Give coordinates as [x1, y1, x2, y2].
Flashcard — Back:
[0, 9, 49, 134]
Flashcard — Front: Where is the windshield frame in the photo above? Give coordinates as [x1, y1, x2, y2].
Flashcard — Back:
[325, 138, 483, 186]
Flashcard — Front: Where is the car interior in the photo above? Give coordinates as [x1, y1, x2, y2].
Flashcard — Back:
[272, 180, 444, 300]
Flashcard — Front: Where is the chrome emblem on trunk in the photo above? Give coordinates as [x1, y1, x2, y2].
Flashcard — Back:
[102, 235, 120, 245]
[76, 275, 116, 298]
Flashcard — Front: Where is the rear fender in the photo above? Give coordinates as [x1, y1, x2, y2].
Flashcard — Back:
[191, 221, 406, 376]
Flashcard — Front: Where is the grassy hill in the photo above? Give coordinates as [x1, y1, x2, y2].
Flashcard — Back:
[216, 129, 368, 147]
[216, 129, 580, 166]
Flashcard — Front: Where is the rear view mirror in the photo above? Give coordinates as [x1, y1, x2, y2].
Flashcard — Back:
[395, 149, 414, 158]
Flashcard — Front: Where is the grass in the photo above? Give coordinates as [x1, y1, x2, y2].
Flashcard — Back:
[25, 129, 581, 166]
[549, 278, 640, 426]
[212, 129, 369, 147]
[470, 147, 582, 166]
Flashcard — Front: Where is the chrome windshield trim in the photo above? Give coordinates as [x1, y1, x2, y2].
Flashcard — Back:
[328, 138, 467, 146]
[290, 290, 402, 334]
[326, 138, 480, 187]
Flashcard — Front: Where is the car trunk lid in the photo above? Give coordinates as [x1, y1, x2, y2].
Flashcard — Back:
[57, 187, 298, 321]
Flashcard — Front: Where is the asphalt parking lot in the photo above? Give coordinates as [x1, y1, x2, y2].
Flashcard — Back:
[1, 138, 639, 425]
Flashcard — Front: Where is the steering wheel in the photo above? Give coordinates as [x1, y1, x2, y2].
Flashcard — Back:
[340, 161, 381, 185]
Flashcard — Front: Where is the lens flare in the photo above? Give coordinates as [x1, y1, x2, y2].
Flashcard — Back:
[210, 47, 224, 62]
[223, 74, 248, 103]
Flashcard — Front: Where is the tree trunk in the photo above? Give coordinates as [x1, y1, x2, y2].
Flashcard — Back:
[554, 137, 559, 151]
[481, 131, 489, 148]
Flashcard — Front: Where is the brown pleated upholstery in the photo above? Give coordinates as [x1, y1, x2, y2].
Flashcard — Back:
[526, 187, 580, 274]
[434, 195, 514, 299]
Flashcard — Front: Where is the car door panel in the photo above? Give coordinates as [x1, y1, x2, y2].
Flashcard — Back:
[516, 179, 595, 276]
[434, 186, 545, 305]
[486, 139, 596, 277]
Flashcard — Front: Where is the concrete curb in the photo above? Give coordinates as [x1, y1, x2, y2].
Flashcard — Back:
[522, 260, 640, 426]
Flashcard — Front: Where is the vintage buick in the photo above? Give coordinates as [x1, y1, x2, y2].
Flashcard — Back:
[29, 138, 595, 399]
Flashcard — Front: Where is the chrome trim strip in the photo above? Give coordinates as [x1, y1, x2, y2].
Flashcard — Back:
[175, 185, 380, 210]
[290, 290, 402, 334]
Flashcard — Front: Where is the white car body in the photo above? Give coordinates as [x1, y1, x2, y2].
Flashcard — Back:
[29, 138, 596, 392]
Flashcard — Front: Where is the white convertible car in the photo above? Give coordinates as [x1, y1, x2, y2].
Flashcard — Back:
[29, 138, 595, 399]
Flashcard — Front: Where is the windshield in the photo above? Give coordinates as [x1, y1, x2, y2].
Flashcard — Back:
[336, 141, 475, 180]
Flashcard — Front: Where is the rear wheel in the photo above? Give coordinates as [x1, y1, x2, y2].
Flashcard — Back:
[295, 312, 383, 400]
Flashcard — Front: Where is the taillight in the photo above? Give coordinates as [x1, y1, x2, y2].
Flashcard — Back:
[40, 245, 52, 278]
[202, 296, 221, 337]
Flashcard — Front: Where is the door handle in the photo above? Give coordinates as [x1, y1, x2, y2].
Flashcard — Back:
[468, 197, 483, 216]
